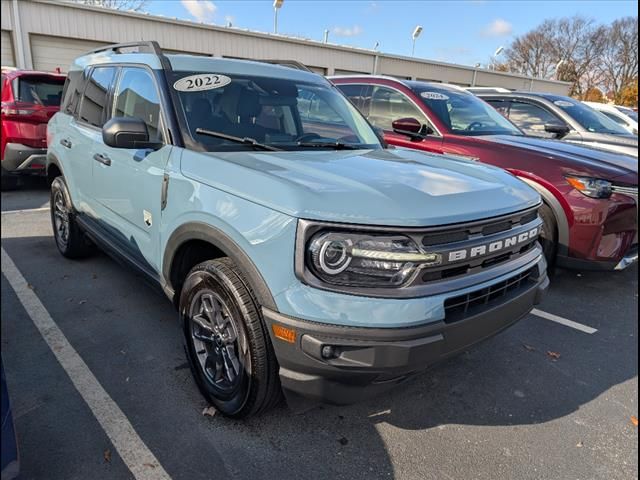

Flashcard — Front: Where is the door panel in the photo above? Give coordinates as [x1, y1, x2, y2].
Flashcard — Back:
[91, 67, 169, 274]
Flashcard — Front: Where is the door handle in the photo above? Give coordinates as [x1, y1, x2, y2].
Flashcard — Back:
[93, 153, 111, 166]
[60, 138, 72, 148]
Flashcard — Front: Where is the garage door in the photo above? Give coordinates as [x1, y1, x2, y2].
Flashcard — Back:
[31, 35, 109, 73]
[1, 30, 15, 67]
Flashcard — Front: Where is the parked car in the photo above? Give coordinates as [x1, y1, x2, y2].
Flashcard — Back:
[472, 91, 638, 157]
[331, 76, 638, 271]
[47, 42, 549, 418]
[1, 67, 66, 189]
[583, 101, 638, 135]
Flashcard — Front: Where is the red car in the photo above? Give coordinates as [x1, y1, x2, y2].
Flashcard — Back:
[332, 76, 638, 271]
[1, 67, 66, 189]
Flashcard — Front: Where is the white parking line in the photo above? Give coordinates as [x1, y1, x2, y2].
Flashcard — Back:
[1, 247, 171, 480]
[1, 207, 50, 215]
[531, 308, 598, 334]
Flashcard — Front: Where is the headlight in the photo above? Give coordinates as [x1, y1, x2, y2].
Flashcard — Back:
[565, 175, 612, 199]
[307, 232, 441, 287]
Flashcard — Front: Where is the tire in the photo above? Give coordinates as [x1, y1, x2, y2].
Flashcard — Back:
[538, 203, 558, 268]
[50, 176, 94, 258]
[180, 258, 282, 418]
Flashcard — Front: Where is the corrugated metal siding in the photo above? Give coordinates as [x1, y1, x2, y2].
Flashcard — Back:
[0, 2, 12, 30]
[1, 30, 15, 67]
[30, 34, 108, 72]
[13, 0, 571, 95]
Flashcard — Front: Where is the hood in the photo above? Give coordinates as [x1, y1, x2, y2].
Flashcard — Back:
[484, 135, 638, 178]
[572, 133, 638, 158]
[180, 147, 540, 227]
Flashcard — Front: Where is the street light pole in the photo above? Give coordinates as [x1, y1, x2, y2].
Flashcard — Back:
[492, 46, 504, 70]
[411, 25, 423, 57]
[273, 0, 283, 34]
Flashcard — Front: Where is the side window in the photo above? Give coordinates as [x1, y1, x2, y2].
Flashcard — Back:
[78, 67, 116, 127]
[61, 70, 84, 116]
[337, 84, 363, 109]
[508, 101, 564, 137]
[601, 111, 628, 127]
[368, 86, 429, 131]
[113, 68, 162, 141]
[486, 99, 510, 117]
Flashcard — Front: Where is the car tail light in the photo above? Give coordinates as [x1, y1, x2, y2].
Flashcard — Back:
[0, 102, 41, 120]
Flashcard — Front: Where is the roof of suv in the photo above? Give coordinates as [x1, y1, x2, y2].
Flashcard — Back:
[73, 50, 325, 85]
[329, 75, 472, 93]
[1, 68, 66, 80]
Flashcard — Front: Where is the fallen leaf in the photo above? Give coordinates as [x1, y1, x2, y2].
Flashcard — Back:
[202, 406, 217, 417]
[143, 463, 156, 469]
[547, 351, 561, 360]
[125, 377, 130, 382]
[103, 449, 112, 463]
[576, 441, 583, 448]
[78, 300, 87, 305]
[523, 344, 536, 352]
[631, 415, 638, 427]
[27, 283, 34, 290]
[338, 436, 348, 446]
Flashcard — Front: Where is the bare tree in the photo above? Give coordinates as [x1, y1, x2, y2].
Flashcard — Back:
[71, 0, 147, 11]
[598, 17, 639, 104]
[503, 16, 608, 97]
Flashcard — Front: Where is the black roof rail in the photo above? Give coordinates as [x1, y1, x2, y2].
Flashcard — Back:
[252, 59, 314, 73]
[85, 41, 164, 56]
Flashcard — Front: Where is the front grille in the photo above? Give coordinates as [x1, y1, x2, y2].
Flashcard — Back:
[444, 267, 536, 323]
[412, 206, 542, 285]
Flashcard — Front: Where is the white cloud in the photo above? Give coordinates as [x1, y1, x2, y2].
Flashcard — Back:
[481, 18, 513, 37]
[181, 0, 216, 23]
[332, 25, 363, 37]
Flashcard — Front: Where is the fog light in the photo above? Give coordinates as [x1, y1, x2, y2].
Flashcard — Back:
[321, 345, 336, 359]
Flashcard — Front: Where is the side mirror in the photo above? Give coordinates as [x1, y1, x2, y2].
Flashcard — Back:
[102, 117, 162, 150]
[544, 124, 570, 138]
[392, 117, 429, 139]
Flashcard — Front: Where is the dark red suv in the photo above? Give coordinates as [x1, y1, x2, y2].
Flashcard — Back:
[332, 76, 638, 271]
[1, 68, 66, 189]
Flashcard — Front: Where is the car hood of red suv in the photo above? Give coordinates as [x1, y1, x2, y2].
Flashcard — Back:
[484, 135, 637, 181]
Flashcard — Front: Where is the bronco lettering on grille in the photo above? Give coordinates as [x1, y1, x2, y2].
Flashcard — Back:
[447, 227, 540, 262]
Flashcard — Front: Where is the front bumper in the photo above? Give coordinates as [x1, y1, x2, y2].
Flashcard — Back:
[1, 143, 47, 175]
[264, 266, 549, 410]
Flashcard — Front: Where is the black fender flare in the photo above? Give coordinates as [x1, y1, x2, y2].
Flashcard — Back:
[46, 152, 66, 181]
[162, 222, 277, 310]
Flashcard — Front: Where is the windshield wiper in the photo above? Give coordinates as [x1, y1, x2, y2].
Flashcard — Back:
[195, 128, 282, 152]
[296, 141, 360, 150]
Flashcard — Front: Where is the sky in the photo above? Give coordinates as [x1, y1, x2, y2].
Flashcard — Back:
[143, 0, 638, 68]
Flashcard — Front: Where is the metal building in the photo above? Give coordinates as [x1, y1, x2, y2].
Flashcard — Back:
[1, 0, 571, 94]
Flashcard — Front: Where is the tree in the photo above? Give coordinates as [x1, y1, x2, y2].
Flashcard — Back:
[503, 16, 607, 98]
[618, 80, 638, 107]
[582, 87, 605, 102]
[598, 17, 639, 105]
[72, 0, 147, 11]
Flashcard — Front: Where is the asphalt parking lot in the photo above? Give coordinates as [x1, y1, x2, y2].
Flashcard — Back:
[1, 180, 638, 480]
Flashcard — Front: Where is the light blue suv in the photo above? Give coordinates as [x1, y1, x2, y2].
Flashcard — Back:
[47, 42, 548, 418]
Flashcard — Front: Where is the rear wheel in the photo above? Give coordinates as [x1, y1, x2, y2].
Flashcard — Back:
[538, 203, 557, 268]
[50, 176, 94, 258]
[180, 258, 281, 418]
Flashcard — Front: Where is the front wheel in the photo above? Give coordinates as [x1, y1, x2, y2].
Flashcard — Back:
[180, 258, 281, 418]
[50, 176, 94, 258]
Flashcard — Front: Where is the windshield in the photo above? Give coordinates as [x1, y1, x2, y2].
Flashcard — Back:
[171, 72, 380, 151]
[547, 96, 630, 135]
[616, 106, 638, 122]
[412, 85, 522, 136]
[13, 75, 65, 106]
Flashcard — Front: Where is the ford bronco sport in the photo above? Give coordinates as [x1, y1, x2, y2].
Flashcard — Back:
[47, 42, 548, 418]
